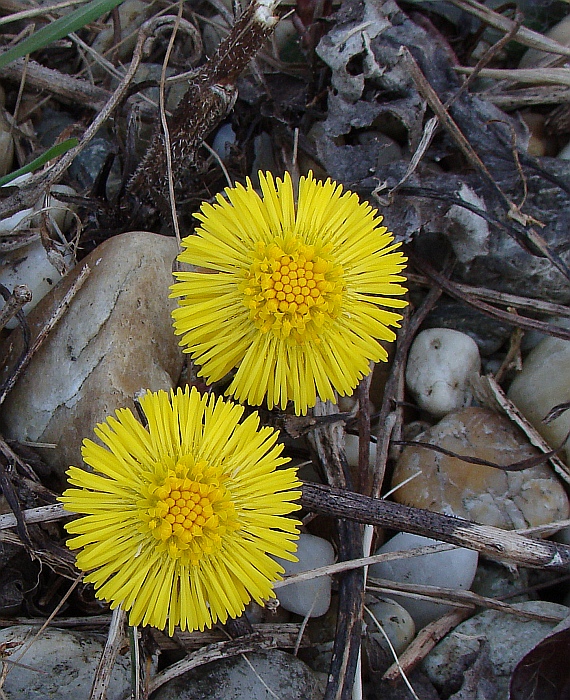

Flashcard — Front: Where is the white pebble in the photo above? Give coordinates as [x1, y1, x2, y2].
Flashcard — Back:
[275, 533, 335, 618]
[443, 183, 490, 263]
[365, 597, 415, 654]
[406, 328, 481, 418]
[211, 123, 236, 160]
[345, 433, 377, 467]
[369, 532, 478, 629]
[508, 331, 570, 465]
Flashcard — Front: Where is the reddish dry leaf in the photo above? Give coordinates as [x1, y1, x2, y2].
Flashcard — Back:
[510, 626, 570, 700]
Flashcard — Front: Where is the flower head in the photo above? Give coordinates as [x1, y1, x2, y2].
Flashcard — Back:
[170, 171, 407, 415]
[60, 387, 301, 635]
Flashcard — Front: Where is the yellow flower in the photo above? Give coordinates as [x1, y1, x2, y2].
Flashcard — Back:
[60, 387, 301, 635]
[171, 171, 407, 415]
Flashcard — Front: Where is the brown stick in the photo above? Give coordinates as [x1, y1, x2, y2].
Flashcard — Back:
[0, 58, 111, 111]
[382, 609, 471, 683]
[300, 482, 570, 570]
[0, 284, 31, 332]
[406, 272, 570, 319]
[405, 247, 570, 342]
[308, 401, 364, 700]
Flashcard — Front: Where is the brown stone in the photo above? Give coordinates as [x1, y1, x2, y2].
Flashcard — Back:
[391, 407, 569, 529]
[0, 231, 184, 483]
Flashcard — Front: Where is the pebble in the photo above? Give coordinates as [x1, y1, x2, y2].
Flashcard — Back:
[362, 596, 418, 681]
[275, 533, 335, 618]
[0, 231, 184, 483]
[212, 122, 237, 160]
[368, 533, 478, 629]
[345, 433, 377, 468]
[471, 560, 531, 603]
[422, 601, 569, 699]
[391, 407, 570, 529]
[0, 625, 132, 699]
[405, 328, 481, 418]
[364, 595, 415, 654]
[152, 650, 322, 700]
[508, 332, 570, 465]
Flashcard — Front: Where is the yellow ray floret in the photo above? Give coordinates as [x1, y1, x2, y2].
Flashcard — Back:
[60, 387, 301, 635]
[170, 171, 408, 415]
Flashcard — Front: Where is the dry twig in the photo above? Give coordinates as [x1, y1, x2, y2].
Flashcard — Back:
[89, 608, 127, 700]
[301, 482, 570, 570]
[446, 0, 570, 57]
[308, 400, 364, 700]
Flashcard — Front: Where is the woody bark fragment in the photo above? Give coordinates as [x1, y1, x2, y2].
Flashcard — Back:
[301, 481, 570, 570]
[308, 401, 364, 700]
[127, 0, 279, 211]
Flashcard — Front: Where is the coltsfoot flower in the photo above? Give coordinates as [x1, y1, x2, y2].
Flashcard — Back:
[60, 387, 301, 635]
[170, 171, 408, 415]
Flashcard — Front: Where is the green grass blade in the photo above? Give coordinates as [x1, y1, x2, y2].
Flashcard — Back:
[0, 0, 124, 70]
[0, 138, 79, 187]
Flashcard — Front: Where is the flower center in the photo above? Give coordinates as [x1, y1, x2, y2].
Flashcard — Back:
[241, 238, 344, 342]
[137, 458, 239, 564]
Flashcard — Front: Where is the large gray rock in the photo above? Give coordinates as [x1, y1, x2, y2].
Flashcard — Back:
[152, 650, 322, 700]
[0, 625, 132, 699]
[0, 231, 184, 482]
[423, 601, 569, 699]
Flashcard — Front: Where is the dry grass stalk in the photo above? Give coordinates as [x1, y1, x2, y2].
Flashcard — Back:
[447, 0, 570, 57]
[457, 66, 570, 88]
